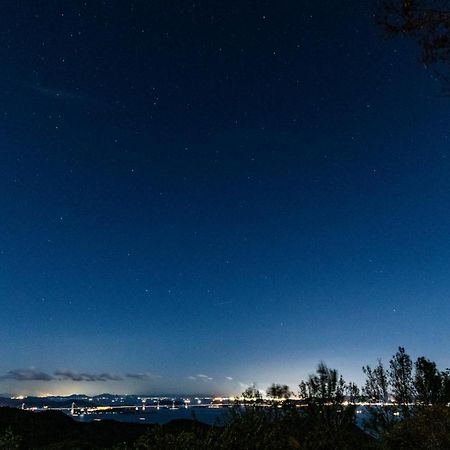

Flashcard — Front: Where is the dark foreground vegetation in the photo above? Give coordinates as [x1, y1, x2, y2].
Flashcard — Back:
[0, 347, 449, 449]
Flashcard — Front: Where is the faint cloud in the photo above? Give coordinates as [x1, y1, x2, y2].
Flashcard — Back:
[54, 370, 122, 382]
[226, 376, 233, 381]
[0, 368, 53, 381]
[30, 84, 98, 105]
[214, 301, 233, 306]
[126, 372, 160, 381]
[188, 374, 214, 382]
[190, 374, 214, 382]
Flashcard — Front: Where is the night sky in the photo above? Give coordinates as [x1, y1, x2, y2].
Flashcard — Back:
[1, 0, 450, 396]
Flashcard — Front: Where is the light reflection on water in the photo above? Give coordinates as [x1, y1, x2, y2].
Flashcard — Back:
[72, 406, 230, 425]
[72, 406, 370, 428]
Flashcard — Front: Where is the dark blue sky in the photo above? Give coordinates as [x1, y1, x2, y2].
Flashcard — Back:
[0, 0, 449, 395]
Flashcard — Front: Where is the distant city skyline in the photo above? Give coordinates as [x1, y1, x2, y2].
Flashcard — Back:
[1, 1, 449, 396]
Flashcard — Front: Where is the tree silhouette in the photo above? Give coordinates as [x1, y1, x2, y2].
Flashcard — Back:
[378, 0, 450, 88]
[362, 359, 394, 434]
[241, 383, 262, 403]
[298, 362, 355, 437]
[389, 346, 414, 416]
[362, 359, 390, 404]
[302, 362, 345, 406]
[346, 382, 361, 404]
[414, 356, 443, 405]
[266, 383, 291, 401]
[442, 368, 450, 403]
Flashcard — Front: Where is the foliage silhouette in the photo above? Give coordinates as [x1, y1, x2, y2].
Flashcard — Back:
[389, 346, 414, 417]
[378, 0, 450, 89]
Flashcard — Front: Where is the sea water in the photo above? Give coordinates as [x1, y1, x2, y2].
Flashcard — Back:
[72, 406, 230, 425]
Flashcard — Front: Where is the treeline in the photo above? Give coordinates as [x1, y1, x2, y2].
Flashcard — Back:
[0, 347, 449, 449]
[135, 347, 450, 449]
[244, 347, 450, 416]
[245, 346, 450, 408]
